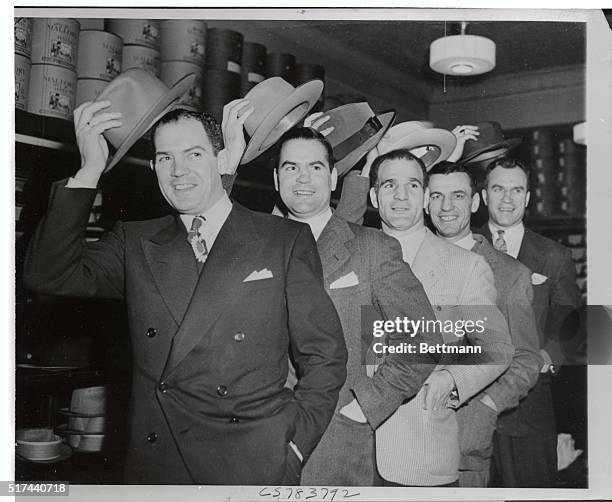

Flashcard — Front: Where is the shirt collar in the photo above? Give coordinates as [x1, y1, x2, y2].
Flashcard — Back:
[488, 220, 525, 258]
[179, 193, 233, 246]
[288, 207, 333, 241]
[383, 224, 427, 266]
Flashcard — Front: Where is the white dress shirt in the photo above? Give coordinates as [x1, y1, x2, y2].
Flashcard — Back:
[179, 194, 232, 250]
[453, 232, 477, 251]
[288, 207, 333, 241]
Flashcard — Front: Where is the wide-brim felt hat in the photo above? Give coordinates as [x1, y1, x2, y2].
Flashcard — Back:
[323, 102, 396, 177]
[241, 77, 324, 164]
[94, 68, 196, 173]
[460, 121, 521, 165]
[377, 121, 457, 170]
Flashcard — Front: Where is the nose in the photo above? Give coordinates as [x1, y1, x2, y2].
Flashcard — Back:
[501, 189, 512, 203]
[171, 157, 188, 177]
[296, 166, 311, 183]
[441, 194, 453, 211]
[393, 184, 408, 200]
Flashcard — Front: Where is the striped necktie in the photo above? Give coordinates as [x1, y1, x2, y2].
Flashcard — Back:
[494, 229, 508, 253]
[187, 215, 208, 263]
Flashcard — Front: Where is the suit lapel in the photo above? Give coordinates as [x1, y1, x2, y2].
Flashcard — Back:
[317, 215, 354, 288]
[518, 229, 543, 273]
[162, 204, 261, 377]
[412, 229, 447, 292]
[142, 215, 199, 326]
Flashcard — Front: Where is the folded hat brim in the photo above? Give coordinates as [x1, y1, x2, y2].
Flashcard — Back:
[335, 110, 396, 178]
[241, 79, 324, 165]
[461, 137, 521, 164]
[103, 73, 197, 173]
[16, 444, 72, 464]
[379, 128, 457, 170]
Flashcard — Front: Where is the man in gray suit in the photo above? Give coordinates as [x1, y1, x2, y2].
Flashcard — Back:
[340, 148, 513, 486]
[426, 161, 542, 487]
[273, 127, 442, 486]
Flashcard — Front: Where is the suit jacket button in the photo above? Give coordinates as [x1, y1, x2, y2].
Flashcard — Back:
[147, 432, 158, 443]
[229, 417, 240, 423]
[436, 306, 442, 311]
[216, 385, 229, 397]
[159, 382, 169, 393]
[146, 328, 157, 338]
[234, 332, 246, 342]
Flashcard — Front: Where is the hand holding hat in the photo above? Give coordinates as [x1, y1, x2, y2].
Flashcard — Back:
[218, 98, 254, 175]
[447, 125, 480, 162]
[304, 112, 335, 137]
[72, 100, 123, 186]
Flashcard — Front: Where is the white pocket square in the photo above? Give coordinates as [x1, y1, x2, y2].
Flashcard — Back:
[532, 272, 548, 285]
[243, 268, 273, 282]
[330, 271, 359, 290]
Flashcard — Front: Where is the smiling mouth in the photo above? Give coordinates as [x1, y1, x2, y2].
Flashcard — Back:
[294, 189, 315, 196]
[174, 183, 197, 191]
[391, 207, 410, 212]
[499, 207, 515, 212]
[439, 215, 458, 221]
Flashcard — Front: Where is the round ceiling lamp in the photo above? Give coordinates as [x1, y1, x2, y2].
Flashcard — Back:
[429, 22, 496, 76]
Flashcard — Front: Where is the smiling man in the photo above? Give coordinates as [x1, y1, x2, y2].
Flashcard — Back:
[23, 101, 348, 485]
[355, 148, 513, 486]
[273, 127, 441, 486]
[426, 161, 541, 487]
[479, 157, 582, 487]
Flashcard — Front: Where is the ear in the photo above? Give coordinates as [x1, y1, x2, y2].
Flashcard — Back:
[471, 192, 481, 213]
[423, 187, 430, 210]
[369, 187, 379, 209]
[273, 169, 279, 192]
[149, 160, 155, 171]
[481, 188, 488, 206]
[525, 190, 531, 208]
[330, 167, 338, 191]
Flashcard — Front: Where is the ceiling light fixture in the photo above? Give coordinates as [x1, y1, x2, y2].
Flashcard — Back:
[429, 22, 496, 76]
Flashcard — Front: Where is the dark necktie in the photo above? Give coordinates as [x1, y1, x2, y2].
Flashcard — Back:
[494, 229, 508, 253]
[187, 215, 208, 263]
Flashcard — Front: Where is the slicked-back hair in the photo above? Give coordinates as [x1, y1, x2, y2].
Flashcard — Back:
[484, 157, 532, 191]
[150, 108, 224, 155]
[428, 161, 478, 196]
[276, 127, 335, 171]
[369, 149, 428, 189]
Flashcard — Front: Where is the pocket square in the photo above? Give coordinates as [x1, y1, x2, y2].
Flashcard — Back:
[243, 268, 273, 282]
[330, 271, 359, 290]
[532, 272, 548, 285]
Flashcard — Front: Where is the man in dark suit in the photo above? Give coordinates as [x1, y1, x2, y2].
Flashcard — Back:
[271, 127, 441, 486]
[23, 101, 347, 485]
[479, 157, 582, 487]
[426, 161, 542, 487]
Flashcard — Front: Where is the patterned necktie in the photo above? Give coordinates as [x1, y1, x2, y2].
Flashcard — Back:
[187, 215, 208, 263]
[494, 229, 508, 253]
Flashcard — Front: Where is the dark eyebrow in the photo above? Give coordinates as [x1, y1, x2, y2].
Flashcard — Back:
[280, 160, 297, 168]
[156, 145, 207, 156]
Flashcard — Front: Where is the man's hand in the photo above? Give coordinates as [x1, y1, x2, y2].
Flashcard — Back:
[447, 125, 479, 162]
[73, 100, 122, 185]
[339, 398, 367, 423]
[303, 112, 334, 137]
[422, 370, 456, 410]
[219, 98, 254, 174]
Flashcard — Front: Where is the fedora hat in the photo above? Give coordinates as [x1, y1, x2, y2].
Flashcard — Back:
[94, 68, 196, 173]
[58, 385, 106, 418]
[377, 121, 457, 170]
[460, 121, 521, 164]
[323, 103, 396, 177]
[241, 77, 323, 164]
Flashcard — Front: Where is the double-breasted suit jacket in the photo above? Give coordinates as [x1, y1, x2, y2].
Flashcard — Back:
[24, 182, 347, 485]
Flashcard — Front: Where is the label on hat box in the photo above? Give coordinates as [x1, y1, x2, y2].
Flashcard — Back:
[27, 64, 77, 120]
[227, 61, 241, 74]
[248, 72, 264, 83]
[122, 46, 160, 77]
[15, 18, 33, 58]
[77, 31, 123, 81]
[32, 19, 80, 70]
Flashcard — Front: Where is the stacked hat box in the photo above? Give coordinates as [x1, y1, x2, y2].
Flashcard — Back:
[107, 19, 161, 77]
[15, 18, 33, 110]
[241, 41, 266, 95]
